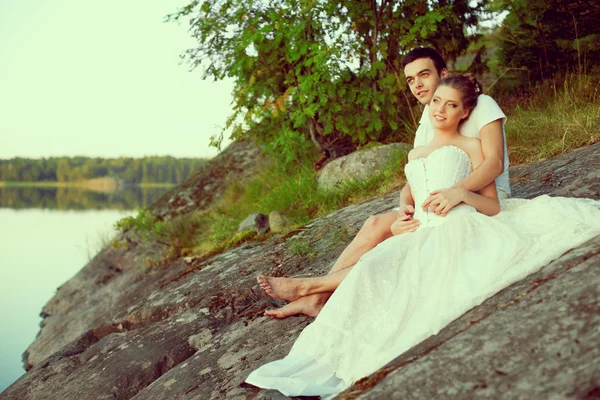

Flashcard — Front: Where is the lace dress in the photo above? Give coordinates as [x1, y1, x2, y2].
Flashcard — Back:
[246, 146, 600, 397]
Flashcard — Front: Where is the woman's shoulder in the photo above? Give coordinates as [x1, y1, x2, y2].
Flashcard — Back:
[458, 136, 482, 156]
[408, 146, 431, 161]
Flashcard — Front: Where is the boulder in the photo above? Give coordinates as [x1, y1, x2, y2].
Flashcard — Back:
[2, 143, 599, 400]
[317, 142, 411, 190]
[238, 213, 269, 235]
[268, 211, 292, 233]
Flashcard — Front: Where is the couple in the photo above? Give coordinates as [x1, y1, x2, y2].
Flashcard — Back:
[258, 47, 511, 320]
[245, 48, 600, 397]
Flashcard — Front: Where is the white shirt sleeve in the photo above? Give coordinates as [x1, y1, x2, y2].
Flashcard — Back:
[472, 94, 506, 130]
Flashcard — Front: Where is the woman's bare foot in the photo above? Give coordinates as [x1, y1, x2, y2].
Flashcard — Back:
[257, 275, 306, 302]
[265, 293, 330, 319]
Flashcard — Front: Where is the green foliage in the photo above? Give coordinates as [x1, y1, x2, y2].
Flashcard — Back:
[286, 237, 316, 259]
[115, 208, 165, 241]
[116, 208, 214, 265]
[115, 145, 407, 263]
[113, 71, 600, 264]
[490, 0, 600, 82]
[168, 0, 484, 164]
[189, 145, 407, 255]
[110, 237, 130, 251]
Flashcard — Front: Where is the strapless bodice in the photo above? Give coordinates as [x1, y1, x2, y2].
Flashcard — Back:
[405, 145, 475, 225]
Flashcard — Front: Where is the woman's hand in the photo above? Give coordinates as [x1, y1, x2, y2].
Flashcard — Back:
[391, 205, 419, 235]
[397, 203, 415, 219]
[421, 188, 466, 216]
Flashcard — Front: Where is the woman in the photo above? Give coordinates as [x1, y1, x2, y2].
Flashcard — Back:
[246, 75, 600, 397]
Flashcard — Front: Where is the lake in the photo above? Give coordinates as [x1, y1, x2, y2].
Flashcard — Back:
[0, 186, 170, 391]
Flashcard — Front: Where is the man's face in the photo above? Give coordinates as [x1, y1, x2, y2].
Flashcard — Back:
[404, 57, 447, 105]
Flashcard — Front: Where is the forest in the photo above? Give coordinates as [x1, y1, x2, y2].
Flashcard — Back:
[0, 156, 207, 184]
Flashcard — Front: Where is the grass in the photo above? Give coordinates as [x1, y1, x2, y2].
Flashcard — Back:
[116, 73, 600, 267]
[116, 147, 408, 265]
[189, 146, 408, 257]
[501, 74, 600, 164]
[286, 237, 316, 258]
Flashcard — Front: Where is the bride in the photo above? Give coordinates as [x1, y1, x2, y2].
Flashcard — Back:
[245, 75, 600, 397]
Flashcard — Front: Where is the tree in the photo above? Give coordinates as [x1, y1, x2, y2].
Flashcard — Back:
[56, 159, 70, 182]
[168, 0, 486, 165]
[489, 0, 600, 81]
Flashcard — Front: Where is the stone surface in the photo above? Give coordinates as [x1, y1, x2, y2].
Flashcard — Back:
[238, 213, 270, 235]
[151, 139, 266, 219]
[2, 142, 600, 400]
[268, 211, 292, 233]
[317, 142, 411, 190]
[509, 142, 600, 200]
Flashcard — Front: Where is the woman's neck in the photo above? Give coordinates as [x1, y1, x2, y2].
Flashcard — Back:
[432, 128, 461, 147]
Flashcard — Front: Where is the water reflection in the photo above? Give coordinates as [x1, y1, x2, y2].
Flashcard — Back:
[0, 207, 137, 391]
[0, 186, 171, 210]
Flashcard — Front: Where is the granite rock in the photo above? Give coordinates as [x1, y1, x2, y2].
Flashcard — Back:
[3, 142, 599, 400]
[317, 143, 411, 190]
[238, 213, 270, 235]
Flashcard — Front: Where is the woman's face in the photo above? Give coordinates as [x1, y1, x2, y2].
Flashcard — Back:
[429, 85, 469, 131]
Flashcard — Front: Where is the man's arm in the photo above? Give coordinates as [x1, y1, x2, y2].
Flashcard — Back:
[452, 119, 504, 192]
[425, 137, 500, 217]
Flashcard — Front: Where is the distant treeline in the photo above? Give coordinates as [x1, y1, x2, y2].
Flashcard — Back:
[0, 186, 170, 210]
[0, 156, 208, 184]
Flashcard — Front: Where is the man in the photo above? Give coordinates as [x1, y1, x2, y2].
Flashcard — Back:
[392, 47, 509, 233]
[263, 47, 509, 319]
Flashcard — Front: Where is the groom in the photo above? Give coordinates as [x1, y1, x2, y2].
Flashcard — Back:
[263, 47, 510, 319]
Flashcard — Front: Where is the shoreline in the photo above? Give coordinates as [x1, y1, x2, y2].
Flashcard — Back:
[0, 181, 176, 189]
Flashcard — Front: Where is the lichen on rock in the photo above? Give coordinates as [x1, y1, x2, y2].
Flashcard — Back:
[2, 143, 599, 400]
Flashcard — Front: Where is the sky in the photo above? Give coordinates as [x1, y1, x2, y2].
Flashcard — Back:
[0, 0, 235, 160]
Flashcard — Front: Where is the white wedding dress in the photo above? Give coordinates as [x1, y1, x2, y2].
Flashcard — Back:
[246, 145, 600, 397]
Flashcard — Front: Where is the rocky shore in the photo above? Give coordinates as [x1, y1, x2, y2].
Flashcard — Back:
[2, 142, 599, 400]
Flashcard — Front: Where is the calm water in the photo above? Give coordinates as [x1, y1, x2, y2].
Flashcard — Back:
[0, 187, 169, 391]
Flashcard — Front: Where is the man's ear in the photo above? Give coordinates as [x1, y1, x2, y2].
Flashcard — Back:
[440, 68, 449, 79]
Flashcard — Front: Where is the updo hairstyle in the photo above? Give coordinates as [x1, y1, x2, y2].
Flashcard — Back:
[437, 74, 483, 113]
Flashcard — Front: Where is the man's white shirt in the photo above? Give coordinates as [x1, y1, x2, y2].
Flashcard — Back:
[413, 94, 511, 198]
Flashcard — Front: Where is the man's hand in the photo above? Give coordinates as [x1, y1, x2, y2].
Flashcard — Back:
[391, 204, 419, 235]
[421, 188, 466, 216]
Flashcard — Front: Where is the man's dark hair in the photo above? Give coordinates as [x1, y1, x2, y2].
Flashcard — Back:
[401, 47, 447, 75]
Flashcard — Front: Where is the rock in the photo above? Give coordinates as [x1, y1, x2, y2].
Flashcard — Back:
[238, 213, 270, 235]
[3, 143, 599, 400]
[317, 142, 411, 190]
[509, 142, 600, 199]
[268, 211, 292, 233]
[151, 139, 266, 219]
